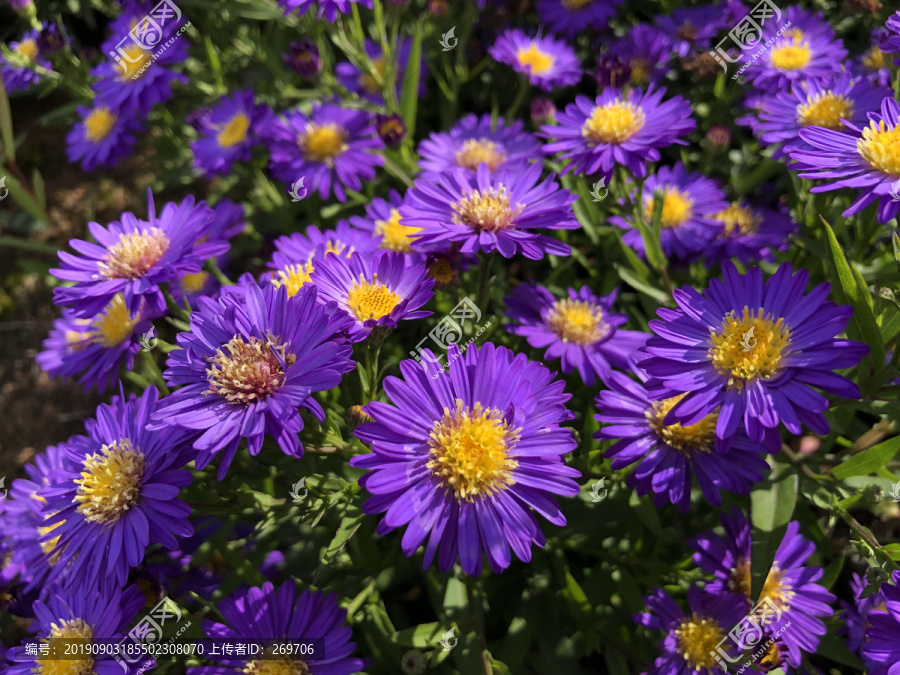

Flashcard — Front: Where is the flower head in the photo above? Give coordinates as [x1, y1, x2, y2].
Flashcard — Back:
[336, 38, 422, 105]
[603, 24, 672, 87]
[655, 6, 731, 58]
[861, 570, 900, 674]
[1, 29, 51, 92]
[65, 102, 144, 172]
[191, 89, 273, 176]
[278, 0, 372, 22]
[285, 39, 321, 77]
[535, 0, 622, 39]
[489, 30, 582, 91]
[349, 189, 425, 260]
[704, 201, 797, 265]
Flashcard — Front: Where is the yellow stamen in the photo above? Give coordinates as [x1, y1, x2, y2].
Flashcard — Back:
[218, 112, 251, 148]
[298, 122, 348, 165]
[84, 107, 117, 143]
[272, 263, 314, 297]
[644, 188, 694, 229]
[729, 558, 796, 615]
[451, 185, 523, 232]
[708, 307, 791, 390]
[545, 298, 607, 345]
[673, 613, 725, 669]
[715, 202, 761, 237]
[797, 92, 853, 130]
[863, 47, 885, 72]
[180, 271, 210, 293]
[206, 334, 294, 404]
[374, 209, 421, 252]
[562, 0, 593, 8]
[74, 439, 145, 525]
[38, 518, 65, 563]
[15, 39, 38, 60]
[581, 100, 646, 145]
[90, 294, 139, 347]
[455, 138, 508, 171]
[100, 227, 170, 279]
[629, 57, 651, 85]
[346, 273, 400, 321]
[243, 646, 310, 675]
[516, 43, 554, 75]
[646, 394, 718, 453]
[358, 57, 387, 96]
[858, 118, 900, 176]
[118, 44, 150, 80]
[769, 36, 812, 71]
[35, 619, 94, 675]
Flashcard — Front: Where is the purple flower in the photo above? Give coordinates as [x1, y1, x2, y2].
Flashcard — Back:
[883, 10, 900, 64]
[704, 201, 797, 265]
[655, 6, 730, 58]
[540, 86, 695, 179]
[351, 342, 581, 575]
[51, 190, 226, 318]
[65, 101, 144, 172]
[348, 189, 425, 259]
[310, 251, 434, 342]
[401, 163, 578, 259]
[604, 24, 672, 87]
[418, 113, 541, 178]
[264, 103, 384, 203]
[191, 89, 273, 176]
[689, 508, 836, 668]
[611, 163, 728, 262]
[503, 282, 647, 386]
[152, 281, 355, 479]
[285, 39, 321, 78]
[186, 582, 365, 675]
[639, 263, 868, 449]
[488, 29, 582, 91]
[595, 367, 770, 511]
[39, 387, 196, 593]
[1, 30, 51, 92]
[535, 0, 622, 39]
[278, 0, 372, 22]
[862, 571, 900, 675]
[336, 38, 422, 105]
[841, 572, 892, 670]
[791, 96, 900, 225]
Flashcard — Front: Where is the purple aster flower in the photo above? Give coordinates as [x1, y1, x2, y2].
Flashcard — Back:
[186, 581, 364, 675]
[503, 282, 647, 386]
[535, 0, 622, 39]
[417, 113, 542, 178]
[639, 263, 868, 449]
[655, 6, 730, 58]
[401, 163, 578, 259]
[1, 30, 51, 92]
[39, 387, 195, 593]
[336, 38, 421, 105]
[264, 103, 384, 203]
[285, 39, 321, 78]
[862, 571, 900, 675]
[37, 295, 161, 393]
[488, 30, 582, 91]
[611, 163, 728, 262]
[744, 8, 847, 93]
[704, 200, 797, 265]
[37, 23, 65, 54]
[348, 189, 426, 260]
[5, 584, 145, 675]
[540, 86, 695, 179]
[689, 508, 836, 668]
[792, 96, 900, 225]
[278, 0, 372, 22]
[351, 342, 581, 575]
[152, 281, 355, 479]
[595, 367, 770, 512]
[880, 10, 900, 64]
[65, 101, 144, 172]
[191, 89, 273, 176]
[841, 572, 891, 670]
[746, 73, 890, 159]
[604, 24, 672, 87]
[633, 585, 746, 674]
[310, 251, 434, 342]
[852, 28, 893, 87]
[51, 190, 226, 318]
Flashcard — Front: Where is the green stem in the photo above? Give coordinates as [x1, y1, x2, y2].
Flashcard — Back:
[505, 78, 530, 122]
[141, 350, 170, 395]
[475, 252, 495, 324]
[164, 288, 191, 323]
[381, 153, 414, 187]
[0, 235, 59, 255]
[205, 258, 235, 286]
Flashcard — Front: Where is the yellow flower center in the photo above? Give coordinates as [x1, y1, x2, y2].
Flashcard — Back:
[218, 112, 251, 148]
[581, 100, 646, 145]
[90, 294, 139, 347]
[455, 138, 508, 171]
[708, 307, 791, 389]
[35, 619, 94, 675]
[629, 57, 651, 85]
[118, 44, 150, 80]
[206, 334, 294, 404]
[644, 188, 695, 229]
[243, 647, 310, 675]
[427, 400, 521, 501]
[428, 258, 456, 285]
[38, 518, 65, 562]
[858, 119, 900, 176]
[374, 209, 421, 253]
[298, 122, 348, 165]
[100, 227, 170, 280]
[359, 57, 387, 95]
[545, 298, 607, 345]
[769, 37, 812, 71]
[561, 0, 593, 8]
[84, 107, 117, 143]
[674, 613, 726, 669]
[180, 271, 209, 293]
[272, 263, 314, 297]
[863, 47, 885, 71]
[728, 559, 796, 615]
[346, 274, 400, 321]
[74, 439, 145, 525]
[451, 185, 523, 232]
[516, 43, 555, 75]
[797, 92, 853, 130]
[646, 394, 718, 453]
[15, 39, 38, 60]
[715, 203, 761, 237]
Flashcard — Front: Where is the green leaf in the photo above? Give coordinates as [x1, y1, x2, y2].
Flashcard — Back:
[881, 543, 900, 561]
[635, 218, 667, 272]
[820, 216, 885, 369]
[820, 556, 844, 590]
[814, 631, 865, 668]
[831, 435, 900, 480]
[614, 264, 672, 305]
[389, 622, 454, 648]
[0, 77, 14, 162]
[399, 18, 423, 140]
[750, 457, 797, 605]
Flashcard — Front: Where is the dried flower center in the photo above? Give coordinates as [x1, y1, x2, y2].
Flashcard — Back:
[582, 100, 646, 145]
[273, 263, 314, 297]
[455, 138, 508, 171]
[347, 273, 400, 321]
[15, 38, 38, 60]
[374, 208, 421, 252]
[674, 613, 725, 669]
[88, 294, 139, 347]
[709, 307, 791, 389]
[427, 400, 521, 501]
[206, 335, 295, 404]
[118, 44, 150, 80]
[84, 107, 118, 143]
[797, 92, 853, 130]
[218, 112, 251, 147]
[180, 271, 209, 293]
[451, 186, 523, 232]
[646, 394, 717, 453]
[716, 203, 761, 237]
[100, 227, 170, 280]
[769, 37, 812, 71]
[561, 0, 593, 8]
[728, 559, 796, 615]
[863, 47, 885, 71]
[629, 57, 651, 84]
[359, 56, 387, 95]
[858, 119, 900, 176]
[428, 258, 456, 285]
[298, 122, 348, 165]
[516, 43, 554, 75]
[35, 619, 94, 675]
[644, 188, 694, 229]
[74, 439, 145, 525]
[545, 298, 608, 345]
